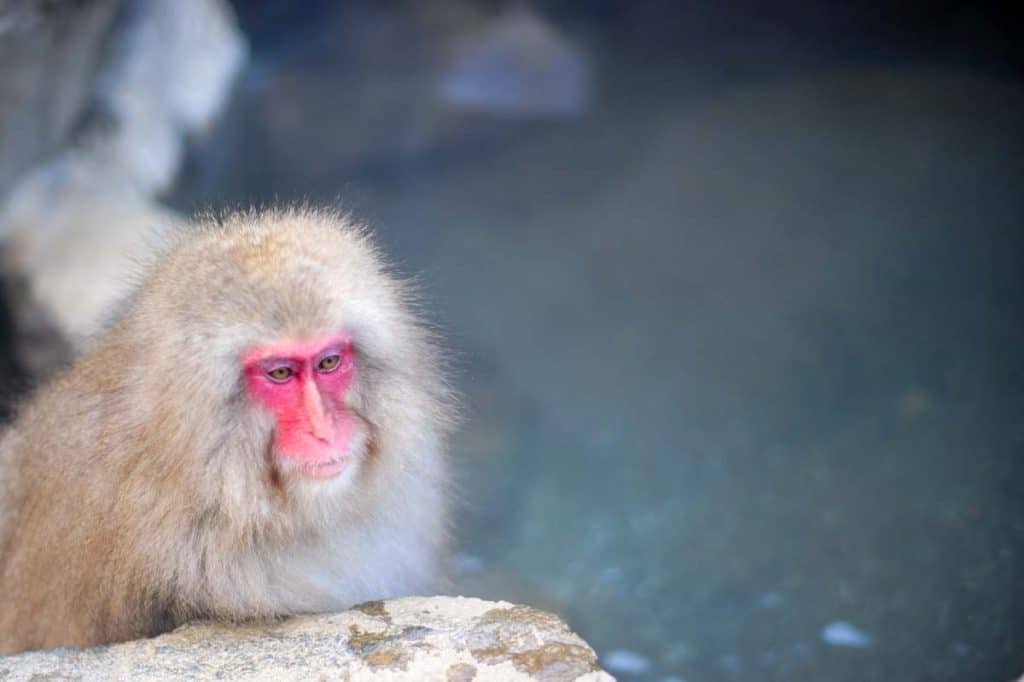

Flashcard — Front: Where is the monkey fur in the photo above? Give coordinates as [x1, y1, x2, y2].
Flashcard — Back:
[0, 208, 454, 654]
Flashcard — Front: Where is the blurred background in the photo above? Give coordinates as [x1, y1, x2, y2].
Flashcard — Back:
[0, 1, 1021, 680]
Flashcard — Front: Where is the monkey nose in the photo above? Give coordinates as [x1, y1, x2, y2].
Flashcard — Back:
[310, 417, 335, 443]
[302, 381, 336, 442]
[306, 404, 335, 442]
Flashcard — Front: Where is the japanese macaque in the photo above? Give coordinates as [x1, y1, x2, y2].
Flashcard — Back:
[0, 208, 454, 654]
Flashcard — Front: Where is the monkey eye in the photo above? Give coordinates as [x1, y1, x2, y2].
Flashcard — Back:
[266, 366, 295, 383]
[317, 354, 342, 373]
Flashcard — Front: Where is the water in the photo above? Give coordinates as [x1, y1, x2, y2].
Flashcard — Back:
[169, 3, 1024, 679]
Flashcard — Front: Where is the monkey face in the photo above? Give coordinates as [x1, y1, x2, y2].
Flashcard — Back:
[129, 210, 450, 528]
[242, 331, 370, 482]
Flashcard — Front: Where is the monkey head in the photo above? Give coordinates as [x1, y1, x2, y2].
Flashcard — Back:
[128, 208, 452, 531]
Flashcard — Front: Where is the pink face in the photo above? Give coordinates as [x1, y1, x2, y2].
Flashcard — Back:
[243, 332, 362, 480]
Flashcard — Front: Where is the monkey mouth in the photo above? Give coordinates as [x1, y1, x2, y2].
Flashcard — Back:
[281, 427, 367, 481]
[301, 455, 349, 479]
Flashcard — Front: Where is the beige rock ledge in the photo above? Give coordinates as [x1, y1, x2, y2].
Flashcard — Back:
[0, 596, 614, 681]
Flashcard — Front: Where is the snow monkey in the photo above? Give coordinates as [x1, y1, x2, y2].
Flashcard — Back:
[0, 208, 454, 654]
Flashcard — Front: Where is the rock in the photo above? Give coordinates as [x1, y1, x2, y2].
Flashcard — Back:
[441, 6, 593, 117]
[820, 621, 873, 649]
[0, 0, 122, 200]
[0, 267, 74, 409]
[0, 0, 246, 345]
[0, 597, 614, 681]
[89, 0, 248, 196]
[601, 649, 651, 676]
[0, 180, 179, 341]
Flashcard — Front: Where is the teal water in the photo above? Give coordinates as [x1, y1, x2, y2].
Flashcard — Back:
[170, 4, 1024, 679]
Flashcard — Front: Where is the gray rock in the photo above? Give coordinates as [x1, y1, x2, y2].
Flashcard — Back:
[0, 0, 246, 344]
[88, 0, 249, 195]
[441, 6, 593, 117]
[0, 0, 122, 200]
[0, 597, 614, 681]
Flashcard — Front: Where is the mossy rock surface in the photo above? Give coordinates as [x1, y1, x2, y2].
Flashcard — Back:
[0, 597, 613, 681]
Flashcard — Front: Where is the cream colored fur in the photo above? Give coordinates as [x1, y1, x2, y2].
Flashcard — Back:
[0, 208, 454, 654]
